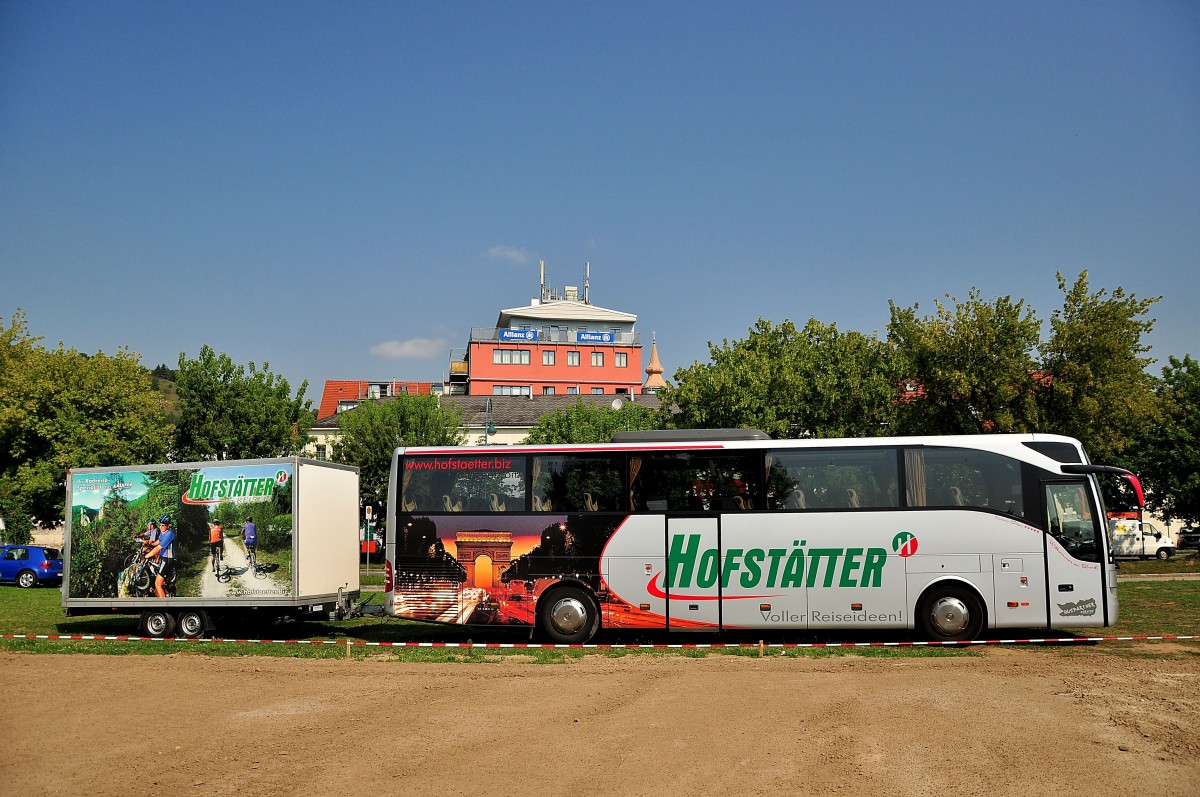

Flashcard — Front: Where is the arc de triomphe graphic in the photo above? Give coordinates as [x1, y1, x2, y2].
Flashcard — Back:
[455, 531, 513, 589]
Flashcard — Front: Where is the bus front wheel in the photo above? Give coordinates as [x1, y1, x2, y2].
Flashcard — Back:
[918, 584, 984, 642]
[538, 586, 599, 644]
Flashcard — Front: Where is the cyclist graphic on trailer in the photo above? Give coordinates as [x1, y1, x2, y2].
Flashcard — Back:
[241, 516, 257, 569]
[208, 518, 224, 573]
[144, 515, 176, 598]
[134, 518, 158, 552]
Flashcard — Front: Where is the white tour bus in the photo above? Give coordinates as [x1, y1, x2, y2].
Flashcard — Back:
[384, 431, 1142, 643]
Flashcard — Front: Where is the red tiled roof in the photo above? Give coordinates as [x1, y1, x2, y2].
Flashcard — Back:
[317, 380, 434, 419]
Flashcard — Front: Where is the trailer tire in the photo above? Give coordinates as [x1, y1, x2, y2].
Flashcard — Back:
[918, 582, 985, 642]
[140, 610, 176, 638]
[177, 610, 206, 639]
[538, 585, 600, 644]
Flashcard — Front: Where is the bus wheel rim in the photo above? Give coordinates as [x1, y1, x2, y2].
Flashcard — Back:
[550, 596, 588, 635]
[929, 596, 970, 637]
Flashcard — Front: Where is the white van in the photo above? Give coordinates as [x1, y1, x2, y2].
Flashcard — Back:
[1110, 518, 1177, 560]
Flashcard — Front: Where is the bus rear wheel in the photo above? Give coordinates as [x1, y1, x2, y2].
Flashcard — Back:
[538, 586, 599, 644]
[918, 584, 984, 642]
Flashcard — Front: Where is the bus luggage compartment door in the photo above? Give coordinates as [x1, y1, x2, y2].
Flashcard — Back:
[718, 513, 810, 631]
[666, 517, 721, 630]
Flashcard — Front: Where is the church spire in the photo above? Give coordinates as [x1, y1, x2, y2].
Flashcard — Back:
[643, 332, 667, 393]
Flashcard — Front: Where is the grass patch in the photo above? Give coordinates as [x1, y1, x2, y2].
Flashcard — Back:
[3, 578, 1197, 661]
[1092, 580, 1200, 636]
[1115, 554, 1200, 576]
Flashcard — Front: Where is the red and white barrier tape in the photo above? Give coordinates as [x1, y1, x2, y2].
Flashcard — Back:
[1, 633, 1195, 648]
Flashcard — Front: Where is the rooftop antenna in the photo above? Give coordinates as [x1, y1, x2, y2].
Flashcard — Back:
[539, 259, 546, 302]
[584, 261, 590, 305]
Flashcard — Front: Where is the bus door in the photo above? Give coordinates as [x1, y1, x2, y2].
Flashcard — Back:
[1043, 481, 1107, 627]
[666, 516, 721, 630]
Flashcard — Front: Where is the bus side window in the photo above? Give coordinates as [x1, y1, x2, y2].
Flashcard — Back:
[918, 447, 1024, 518]
[766, 448, 898, 510]
[405, 455, 526, 512]
[532, 454, 622, 512]
[632, 452, 759, 512]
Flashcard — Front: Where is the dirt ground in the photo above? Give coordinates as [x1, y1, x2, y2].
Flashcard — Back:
[2, 646, 1198, 797]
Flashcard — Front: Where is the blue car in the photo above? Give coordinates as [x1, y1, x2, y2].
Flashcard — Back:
[0, 545, 64, 588]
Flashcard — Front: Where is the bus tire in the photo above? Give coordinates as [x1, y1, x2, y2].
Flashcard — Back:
[538, 585, 599, 644]
[918, 583, 984, 642]
[140, 610, 177, 638]
[177, 610, 207, 639]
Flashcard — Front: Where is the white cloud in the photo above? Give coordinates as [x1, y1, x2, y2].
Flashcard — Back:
[370, 338, 446, 359]
[486, 245, 529, 264]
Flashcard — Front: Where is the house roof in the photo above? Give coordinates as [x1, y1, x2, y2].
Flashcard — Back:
[316, 380, 433, 419]
[497, 299, 636, 328]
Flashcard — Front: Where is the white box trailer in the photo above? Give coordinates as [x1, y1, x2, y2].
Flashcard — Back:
[63, 458, 360, 637]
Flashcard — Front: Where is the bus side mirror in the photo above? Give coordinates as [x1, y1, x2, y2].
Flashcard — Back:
[1122, 473, 1145, 515]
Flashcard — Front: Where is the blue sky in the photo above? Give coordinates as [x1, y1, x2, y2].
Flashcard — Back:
[2, 1, 1197, 405]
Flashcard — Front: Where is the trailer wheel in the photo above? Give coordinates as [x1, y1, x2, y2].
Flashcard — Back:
[538, 585, 599, 644]
[140, 610, 176, 638]
[177, 610, 206, 639]
[918, 583, 984, 642]
[1156, 547, 1173, 560]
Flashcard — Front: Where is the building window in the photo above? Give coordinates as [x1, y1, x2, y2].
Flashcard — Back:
[542, 386, 555, 395]
[567, 351, 580, 366]
[493, 349, 531, 365]
[591, 352, 604, 367]
[567, 386, 579, 395]
[591, 387, 604, 394]
[543, 350, 555, 366]
[615, 352, 628, 368]
[315, 444, 327, 461]
[493, 385, 532, 396]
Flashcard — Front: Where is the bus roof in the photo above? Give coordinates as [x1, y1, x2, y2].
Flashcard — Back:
[396, 431, 1092, 468]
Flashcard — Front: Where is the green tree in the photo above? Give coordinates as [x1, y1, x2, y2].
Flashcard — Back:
[522, 397, 663, 444]
[0, 311, 171, 538]
[667, 318, 900, 438]
[1038, 271, 1159, 463]
[0, 311, 40, 542]
[332, 394, 464, 506]
[174, 345, 314, 461]
[888, 289, 1042, 435]
[1131, 355, 1200, 523]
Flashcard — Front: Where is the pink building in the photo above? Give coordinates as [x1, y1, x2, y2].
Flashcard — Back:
[447, 262, 647, 397]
